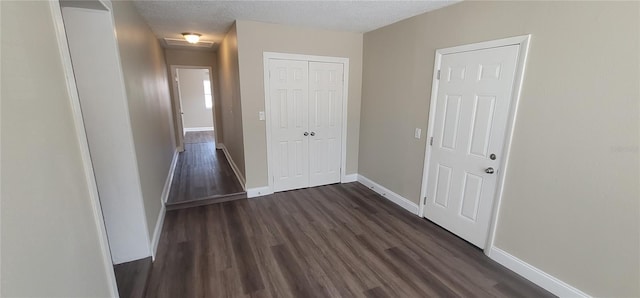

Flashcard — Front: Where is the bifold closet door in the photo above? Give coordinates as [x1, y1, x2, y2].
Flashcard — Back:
[269, 59, 310, 192]
[308, 62, 344, 187]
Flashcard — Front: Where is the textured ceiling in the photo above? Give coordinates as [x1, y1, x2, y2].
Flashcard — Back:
[133, 1, 459, 49]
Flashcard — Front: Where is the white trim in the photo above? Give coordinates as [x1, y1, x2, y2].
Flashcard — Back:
[50, 1, 118, 296]
[357, 175, 420, 215]
[150, 204, 165, 261]
[488, 247, 590, 297]
[247, 186, 274, 198]
[151, 149, 178, 259]
[219, 143, 246, 189]
[418, 35, 532, 250]
[341, 173, 358, 183]
[183, 126, 214, 132]
[263, 52, 351, 193]
[170, 65, 218, 152]
[161, 150, 179, 204]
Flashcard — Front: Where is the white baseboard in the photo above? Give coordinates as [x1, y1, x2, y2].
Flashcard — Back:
[183, 126, 214, 132]
[162, 150, 179, 204]
[341, 173, 358, 183]
[357, 175, 420, 215]
[150, 204, 166, 261]
[151, 150, 179, 260]
[219, 143, 246, 190]
[488, 247, 590, 297]
[247, 186, 273, 198]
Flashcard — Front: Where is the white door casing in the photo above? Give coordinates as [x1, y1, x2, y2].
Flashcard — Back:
[309, 62, 344, 187]
[269, 59, 310, 192]
[424, 44, 520, 249]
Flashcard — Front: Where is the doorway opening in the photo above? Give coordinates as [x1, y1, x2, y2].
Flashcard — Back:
[56, 0, 152, 296]
[166, 66, 244, 209]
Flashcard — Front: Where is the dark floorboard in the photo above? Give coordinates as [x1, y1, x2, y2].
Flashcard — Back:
[184, 131, 215, 144]
[114, 257, 152, 298]
[167, 131, 244, 205]
[146, 182, 554, 298]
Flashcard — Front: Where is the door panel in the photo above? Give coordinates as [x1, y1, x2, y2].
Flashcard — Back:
[269, 59, 309, 192]
[308, 62, 344, 187]
[425, 45, 519, 248]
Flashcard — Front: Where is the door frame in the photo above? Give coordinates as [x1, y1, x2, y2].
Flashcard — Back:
[49, 0, 122, 295]
[263, 52, 350, 193]
[418, 35, 532, 253]
[169, 65, 219, 152]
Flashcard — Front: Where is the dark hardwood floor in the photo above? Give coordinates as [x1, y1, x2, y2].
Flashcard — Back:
[114, 257, 152, 298]
[146, 182, 553, 298]
[167, 131, 245, 208]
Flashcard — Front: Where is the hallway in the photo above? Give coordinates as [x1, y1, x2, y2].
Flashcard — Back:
[166, 131, 245, 209]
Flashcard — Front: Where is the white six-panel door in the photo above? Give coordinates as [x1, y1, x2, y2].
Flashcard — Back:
[309, 62, 344, 187]
[269, 59, 344, 192]
[269, 59, 310, 192]
[425, 45, 519, 248]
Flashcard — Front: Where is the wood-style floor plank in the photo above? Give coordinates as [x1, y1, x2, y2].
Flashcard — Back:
[167, 131, 244, 206]
[146, 183, 554, 298]
[113, 257, 152, 298]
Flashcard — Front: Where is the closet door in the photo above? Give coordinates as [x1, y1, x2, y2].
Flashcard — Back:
[308, 62, 344, 187]
[269, 59, 310, 192]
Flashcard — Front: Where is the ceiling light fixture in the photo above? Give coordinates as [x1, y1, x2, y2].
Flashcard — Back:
[182, 32, 201, 44]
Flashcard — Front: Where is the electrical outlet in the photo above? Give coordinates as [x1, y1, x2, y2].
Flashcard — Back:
[259, 111, 265, 121]
[414, 128, 422, 139]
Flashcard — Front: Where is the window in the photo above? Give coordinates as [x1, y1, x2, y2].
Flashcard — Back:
[203, 80, 212, 109]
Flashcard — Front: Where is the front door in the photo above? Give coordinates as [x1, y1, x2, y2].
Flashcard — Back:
[425, 45, 519, 248]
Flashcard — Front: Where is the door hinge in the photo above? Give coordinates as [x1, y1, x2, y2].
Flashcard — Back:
[436, 70, 441, 80]
[429, 137, 434, 146]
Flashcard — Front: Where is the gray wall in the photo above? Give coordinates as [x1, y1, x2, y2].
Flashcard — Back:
[359, 1, 639, 296]
[217, 23, 246, 181]
[235, 20, 363, 188]
[1, 1, 113, 296]
[112, 0, 176, 242]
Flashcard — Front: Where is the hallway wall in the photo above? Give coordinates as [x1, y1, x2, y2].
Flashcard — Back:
[112, 1, 176, 241]
[1, 1, 114, 296]
[217, 23, 246, 182]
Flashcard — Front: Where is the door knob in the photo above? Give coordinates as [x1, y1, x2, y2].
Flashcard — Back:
[303, 132, 309, 136]
[485, 167, 495, 174]
[310, 132, 315, 136]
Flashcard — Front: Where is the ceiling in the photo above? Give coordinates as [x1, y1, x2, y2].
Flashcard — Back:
[133, 1, 459, 50]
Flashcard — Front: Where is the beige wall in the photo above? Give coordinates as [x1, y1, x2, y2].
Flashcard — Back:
[177, 68, 214, 129]
[112, 0, 175, 239]
[235, 20, 363, 188]
[1, 1, 113, 296]
[217, 23, 246, 180]
[359, 1, 639, 296]
[165, 48, 222, 143]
